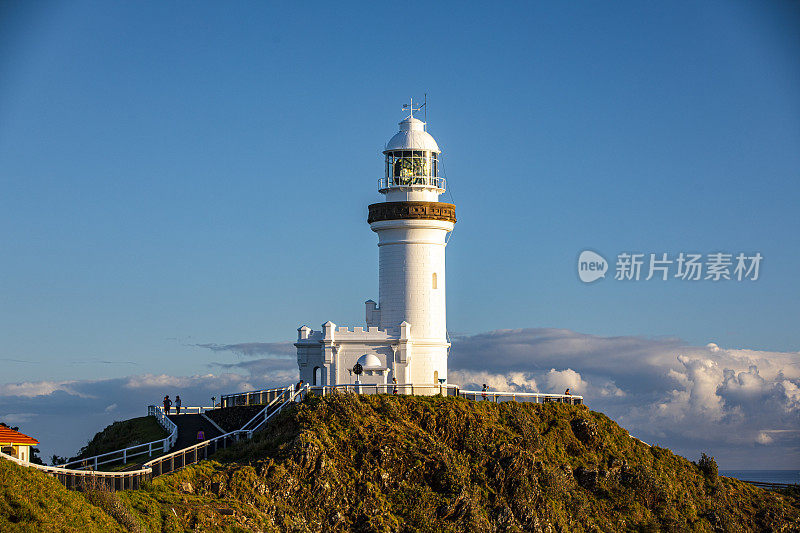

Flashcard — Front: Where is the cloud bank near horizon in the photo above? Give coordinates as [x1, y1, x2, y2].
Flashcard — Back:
[1, 329, 798, 468]
[449, 328, 800, 467]
[191, 342, 295, 358]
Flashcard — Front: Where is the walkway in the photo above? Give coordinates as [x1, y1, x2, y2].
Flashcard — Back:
[167, 413, 222, 451]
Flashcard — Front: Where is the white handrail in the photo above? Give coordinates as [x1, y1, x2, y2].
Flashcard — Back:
[458, 390, 583, 404]
[141, 429, 247, 470]
[304, 383, 584, 404]
[2, 381, 587, 492]
[220, 385, 292, 407]
[377, 177, 446, 190]
[59, 404, 178, 470]
[1, 449, 152, 491]
[1, 450, 151, 477]
[151, 404, 179, 448]
[1, 383, 306, 489]
[166, 405, 217, 415]
[309, 383, 456, 396]
[59, 439, 163, 470]
[238, 386, 293, 432]
[141, 385, 308, 475]
[247, 383, 309, 437]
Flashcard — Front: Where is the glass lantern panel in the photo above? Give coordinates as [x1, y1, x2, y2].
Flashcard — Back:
[394, 156, 414, 184]
[412, 153, 429, 177]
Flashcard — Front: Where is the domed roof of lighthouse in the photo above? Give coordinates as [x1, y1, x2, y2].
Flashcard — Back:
[385, 99, 441, 153]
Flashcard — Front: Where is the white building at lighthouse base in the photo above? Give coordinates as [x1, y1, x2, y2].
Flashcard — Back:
[295, 106, 454, 392]
[295, 307, 450, 388]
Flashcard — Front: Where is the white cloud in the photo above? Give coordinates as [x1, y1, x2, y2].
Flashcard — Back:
[1, 328, 798, 468]
[544, 368, 585, 394]
[448, 369, 538, 392]
[0, 413, 35, 425]
[0, 380, 90, 398]
[756, 432, 774, 445]
[193, 342, 295, 357]
[449, 328, 800, 468]
[781, 380, 800, 412]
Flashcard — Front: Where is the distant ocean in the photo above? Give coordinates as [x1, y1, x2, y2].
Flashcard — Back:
[721, 470, 800, 485]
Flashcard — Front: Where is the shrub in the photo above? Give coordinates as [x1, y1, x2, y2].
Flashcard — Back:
[82, 477, 144, 533]
[697, 453, 718, 481]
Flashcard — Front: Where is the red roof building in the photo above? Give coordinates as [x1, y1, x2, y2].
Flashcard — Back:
[0, 426, 39, 445]
[0, 425, 39, 463]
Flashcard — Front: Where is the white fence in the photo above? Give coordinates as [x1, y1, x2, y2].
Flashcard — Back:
[222, 383, 584, 405]
[57, 405, 179, 470]
[310, 383, 457, 396]
[377, 176, 446, 190]
[161, 405, 216, 415]
[143, 384, 307, 475]
[2, 381, 583, 492]
[1, 387, 306, 491]
[458, 389, 583, 405]
[239, 386, 294, 437]
[304, 384, 583, 405]
[220, 386, 292, 408]
[1, 449, 152, 491]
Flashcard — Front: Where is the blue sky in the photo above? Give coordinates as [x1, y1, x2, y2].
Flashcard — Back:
[1, 1, 799, 467]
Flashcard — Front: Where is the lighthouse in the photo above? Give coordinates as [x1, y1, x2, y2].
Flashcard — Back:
[295, 101, 456, 391]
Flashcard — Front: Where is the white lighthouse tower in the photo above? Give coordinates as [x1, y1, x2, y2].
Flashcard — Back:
[367, 102, 455, 384]
[295, 101, 456, 390]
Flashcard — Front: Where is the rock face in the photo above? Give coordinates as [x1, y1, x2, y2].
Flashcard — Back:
[570, 418, 599, 444]
[117, 394, 800, 532]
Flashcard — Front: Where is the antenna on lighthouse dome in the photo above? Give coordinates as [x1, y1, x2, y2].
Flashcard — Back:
[402, 95, 426, 121]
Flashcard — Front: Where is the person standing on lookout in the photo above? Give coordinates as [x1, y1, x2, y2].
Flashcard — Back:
[163, 395, 172, 415]
[481, 384, 488, 401]
[175, 395, 182, 415]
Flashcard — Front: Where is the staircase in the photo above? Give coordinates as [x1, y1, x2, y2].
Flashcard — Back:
[167, 414, 222, 450]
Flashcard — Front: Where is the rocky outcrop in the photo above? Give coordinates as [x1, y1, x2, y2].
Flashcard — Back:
[5, 395, 797, 531]
[118, 395, 800, 532]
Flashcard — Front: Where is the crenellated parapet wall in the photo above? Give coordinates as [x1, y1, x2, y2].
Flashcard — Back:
[296, 321, 417, 388]
[296, 323, 401, 343]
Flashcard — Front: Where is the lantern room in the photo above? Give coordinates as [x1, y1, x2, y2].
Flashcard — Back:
[379, 114, 446, 198]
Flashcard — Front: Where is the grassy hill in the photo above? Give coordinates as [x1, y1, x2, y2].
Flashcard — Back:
[69, 416, 168, 463]
[123, 394, 799, 532]
[0, 459, 122, 532]
[2, 394, 798, 532]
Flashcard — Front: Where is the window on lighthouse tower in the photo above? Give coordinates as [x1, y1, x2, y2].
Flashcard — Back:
[432, 272, 438, 289]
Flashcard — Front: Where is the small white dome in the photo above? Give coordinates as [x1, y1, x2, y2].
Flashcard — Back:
[356, 353, 383, 368]
[385, 117, 440, 153]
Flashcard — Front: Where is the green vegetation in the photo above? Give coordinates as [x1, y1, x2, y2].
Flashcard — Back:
[2, 394, 798, 531]
[0, 459, 122, 532]
[696, 452, 719, 482]
[125, 394, 800, 531]
[68, 417, 168, 463]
